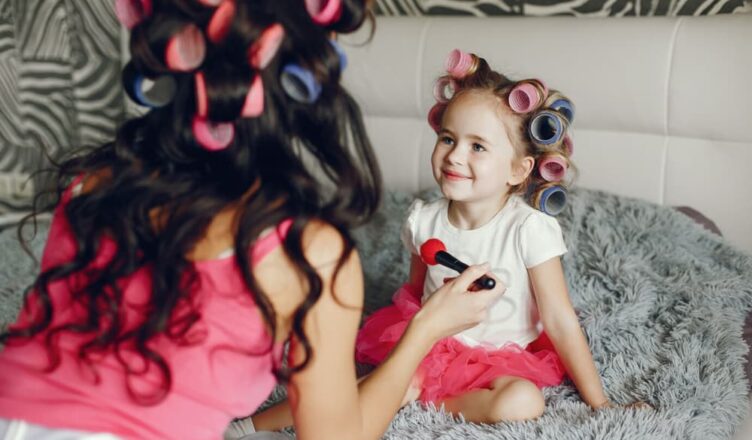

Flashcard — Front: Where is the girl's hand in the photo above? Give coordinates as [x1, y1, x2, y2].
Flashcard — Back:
[413, 263, 506, 341]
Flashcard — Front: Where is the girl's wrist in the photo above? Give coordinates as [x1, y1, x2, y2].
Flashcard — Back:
[407, 310, 440, 349]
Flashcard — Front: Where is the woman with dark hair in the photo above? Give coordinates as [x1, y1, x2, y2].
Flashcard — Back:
[0, 1, 504, 439]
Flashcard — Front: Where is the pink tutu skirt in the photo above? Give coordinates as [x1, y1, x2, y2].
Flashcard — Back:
[355, 283, 567, 403]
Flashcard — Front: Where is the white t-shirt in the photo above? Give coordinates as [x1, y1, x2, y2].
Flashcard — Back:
[401, 195, 567, 348]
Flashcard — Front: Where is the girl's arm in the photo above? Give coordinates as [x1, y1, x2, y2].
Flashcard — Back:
[260, 222, 500, 440]
[528, 256, 610, 409]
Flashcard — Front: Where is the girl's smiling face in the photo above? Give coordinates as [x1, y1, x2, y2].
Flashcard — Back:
[432, 90, 531, 205]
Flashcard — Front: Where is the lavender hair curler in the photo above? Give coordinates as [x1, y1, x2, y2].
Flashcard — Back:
[248, 23, 285, 69]
[508, 80, 547, 114]
[329, 39, 348, 71]
[305, 0, 343, 26]
[445, 49, 478, 79]
[538, 153, 568, 182]
[528, 110, 565, 146]
[123, 63, 176, 108]
[165, 24, 207, 72]
[192, 116, 235, 151]
[433, 77, 456, 103]
[206, 0, 236, 43]
[281, 64, 321, 103]
[533, 184, 567, 216]
[115, 0, 152, 29]
[428, 102, 447, 133]
[549, 98, 575, 123]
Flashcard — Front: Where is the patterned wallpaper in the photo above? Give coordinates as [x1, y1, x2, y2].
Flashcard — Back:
[0, 0, 750, 212]
[374, 0, 751, 16]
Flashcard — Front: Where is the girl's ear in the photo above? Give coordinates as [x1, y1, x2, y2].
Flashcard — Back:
[509, 156, 534, 186]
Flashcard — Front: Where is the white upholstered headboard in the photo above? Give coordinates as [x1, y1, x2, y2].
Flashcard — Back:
[340, 15, 752, 254]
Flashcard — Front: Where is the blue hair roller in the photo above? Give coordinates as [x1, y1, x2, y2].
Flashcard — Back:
[537, 185, 567, 216]
[281, 64, 322, 103]
[122, 63, 176, 108]
[529, 110, 565, 146]
[550, 98, 575, 123]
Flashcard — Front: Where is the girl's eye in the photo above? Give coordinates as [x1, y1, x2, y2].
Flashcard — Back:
[440, 136, 454, 145]
[472, 143, 486, 152]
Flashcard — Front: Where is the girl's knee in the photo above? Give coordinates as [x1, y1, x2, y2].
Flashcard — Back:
[489, 379, 545, 422]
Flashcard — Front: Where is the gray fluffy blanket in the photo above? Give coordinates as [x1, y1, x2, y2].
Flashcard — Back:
[2, 188, 751, 439]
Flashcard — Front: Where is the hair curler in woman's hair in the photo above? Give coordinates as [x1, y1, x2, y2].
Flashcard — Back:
[528, 110, 566, 146]
[206, 0, 236, 43]
[123, 62, 176, 108]
[433, 77, 456, 103]
[329, 39, 348, 71]
[197, 0, 224, 6]
[241, 74, 265, 117]
[531, 183, 567, 216]
[280, 64, 321, 104]
[538, 153, 568, 182]
[305, 0, 343, 26]
[192, 116, 235, 151]
[445, 49, 479, 79]
[508, 80, 547, 114]
[549, 98, 575, 123]
[428, 102, 447, 133]
[165, 24, 207, 71]
[562, 134, 574, 156]
[115, 0, 152, 29]
[248, 23, 285, 69]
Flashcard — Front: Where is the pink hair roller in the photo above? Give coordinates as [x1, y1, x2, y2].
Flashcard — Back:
[428, 103, 446, 133]
[433, 77, 456, 103]
[193, 116, 235, 151]
[445, 49, 478, 79]
[197, 0, 224, 5]
[305, 0, 342, 26]
[206, 0, 236, 43]
[195, 72, 208, 117]
[563, 134, 574, 156]
[508, 80, 547, 114]
[165, 24, 207, 71]
[538, 154, 568, 182]
[248, 23, 285, 69]
[241, 75, 265, 118]
[115, 0, 152, 29]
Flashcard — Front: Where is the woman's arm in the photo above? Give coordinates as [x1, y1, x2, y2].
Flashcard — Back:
[528, 257, 609, 409]
[260, 223, 502, 440]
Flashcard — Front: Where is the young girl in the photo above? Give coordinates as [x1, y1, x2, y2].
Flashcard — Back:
[355, 49, 615, 423]
[0, 2, 504, 439]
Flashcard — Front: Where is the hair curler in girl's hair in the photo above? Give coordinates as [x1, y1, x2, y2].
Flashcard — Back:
[445, 49, 479, 79]
[428, 102, 446, 133]
[549, 98, 575, 123]
[329, 39, 348, 71]
[528, 110, 566, 146]
[192, 116, 235, 151]
[531, 183, 567, 216]
[281, 64, 322, 103]
[562, 134, 574, 156]
[508, 80, 547, 114]
[305, 0, 343, 26]
[115, 0, 152, 29]
[433, 77, 456, 103]
[248, 23, 285, 69]
[165, 24, 207, 71]
[538, 153, 568, 182]
[123, 62, 176, 108]
[206, 0, 236, 43]
[198, 0, 223, 5]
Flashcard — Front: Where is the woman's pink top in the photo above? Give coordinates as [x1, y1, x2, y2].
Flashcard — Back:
[0, 182, 290, 439]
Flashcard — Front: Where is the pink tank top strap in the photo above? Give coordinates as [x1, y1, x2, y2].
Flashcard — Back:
[251, 219, 293, 264]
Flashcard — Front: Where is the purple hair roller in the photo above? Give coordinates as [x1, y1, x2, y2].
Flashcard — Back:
[281, 64, 322, 103]
[529, 110, 565, 146]
[329, 39, 348, 71]
[550, 98, 575, 123]
[535, 185, 567, 216]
